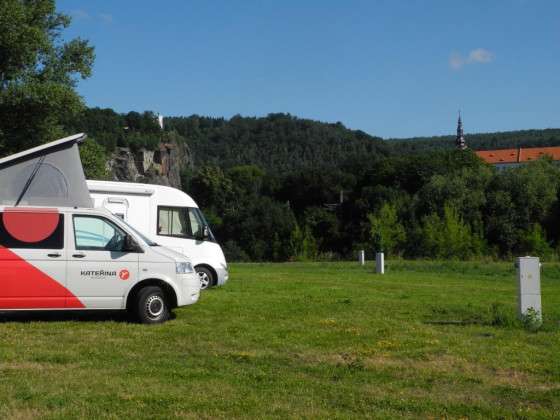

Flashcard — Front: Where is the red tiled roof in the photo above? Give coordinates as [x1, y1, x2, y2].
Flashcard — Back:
[519, 146, 560, 162]
[475, 148, 518, 164]
[476, 146, 560, 164]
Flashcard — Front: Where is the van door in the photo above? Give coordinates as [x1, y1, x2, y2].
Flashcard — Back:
[67, 214, 139, 309]
[0, 209, 72, 309]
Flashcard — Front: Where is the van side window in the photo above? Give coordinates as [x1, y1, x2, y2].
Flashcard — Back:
[157, 207, 191, 237]
[0, 211, 64, 249]
[73, 216, 127, 252]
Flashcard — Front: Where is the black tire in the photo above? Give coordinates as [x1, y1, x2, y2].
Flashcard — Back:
[135, 286, 170, 324]
[196, 266, 215, 290]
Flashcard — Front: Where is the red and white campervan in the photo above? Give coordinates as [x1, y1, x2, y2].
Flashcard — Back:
[0, 135, 200, 323]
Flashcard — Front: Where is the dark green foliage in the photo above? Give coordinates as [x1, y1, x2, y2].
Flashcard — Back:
[0, 0, 94, 154]
[290, 223, 318, 261]
[64, 107, 165, 152]
[79, 139, 109, 180]
[66, 107, 560, 261]
[165, 113, 388, 172]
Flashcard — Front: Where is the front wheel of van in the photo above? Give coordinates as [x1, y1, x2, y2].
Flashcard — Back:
[196, 266, 215, 290]
[135, 286, 170, 324]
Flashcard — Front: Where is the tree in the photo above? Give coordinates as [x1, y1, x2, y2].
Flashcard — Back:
[484, 159, 560, 255]
[80, 139, 109, 180]
[189, 166, 234, 213]
[290, 223, 318, 261]
[0, 0, 94, 155]
[368, 203, 406, 256]
[520, 224, 554, 260]
[420, 205, 484, 259]
[227, 165, 265, 196]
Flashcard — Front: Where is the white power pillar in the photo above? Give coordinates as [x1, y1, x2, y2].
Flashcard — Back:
[358, 250, 365, 266]
[516, 256, 542, 320]
[376, 252, 384, 274]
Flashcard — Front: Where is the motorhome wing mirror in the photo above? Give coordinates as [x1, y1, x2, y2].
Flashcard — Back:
[203, 226, 210, 239]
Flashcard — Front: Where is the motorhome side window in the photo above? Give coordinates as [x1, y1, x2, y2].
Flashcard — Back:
[157, 206, 205, 238]
[0, 211, 64, 249]
[73, 216, 127, 252]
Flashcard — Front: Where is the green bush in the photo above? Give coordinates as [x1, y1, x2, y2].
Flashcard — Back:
[420, 204, 484, 259]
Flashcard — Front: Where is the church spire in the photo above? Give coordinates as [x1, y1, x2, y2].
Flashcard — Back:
[456, 111, 466, 150]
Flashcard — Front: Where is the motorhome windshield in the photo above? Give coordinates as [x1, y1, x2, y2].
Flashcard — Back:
[157, 206, 214, 240]
[119, 218, 158, 246]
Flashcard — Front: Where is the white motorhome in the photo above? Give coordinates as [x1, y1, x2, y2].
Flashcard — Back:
[0, 135, 200, 323]
[87, 180, 229, 290]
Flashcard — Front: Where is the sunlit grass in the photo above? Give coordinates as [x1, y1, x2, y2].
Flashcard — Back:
[0, 261, 559, 418]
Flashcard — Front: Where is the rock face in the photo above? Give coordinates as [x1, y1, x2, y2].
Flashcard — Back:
[107, 140, 191, 189]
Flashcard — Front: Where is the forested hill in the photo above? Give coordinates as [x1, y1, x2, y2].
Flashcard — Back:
[389, 128, 560, 153]
[68, 108, 560, 172]
[164, 114, 388, 171]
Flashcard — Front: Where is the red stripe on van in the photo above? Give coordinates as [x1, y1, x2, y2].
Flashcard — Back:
[0, 246, 85, 309]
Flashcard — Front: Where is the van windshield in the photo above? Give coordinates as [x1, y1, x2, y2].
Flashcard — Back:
[118, 218, 158, 246]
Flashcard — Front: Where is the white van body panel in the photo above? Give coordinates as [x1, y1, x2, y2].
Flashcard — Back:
[86, 180, 229, 286]
[0, 206, 200, 311]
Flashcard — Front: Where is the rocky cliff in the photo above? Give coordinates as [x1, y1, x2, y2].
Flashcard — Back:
[106, 139, 191, 189]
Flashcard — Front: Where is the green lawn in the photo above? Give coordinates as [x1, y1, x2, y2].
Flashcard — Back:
[1, 261, 559, 419]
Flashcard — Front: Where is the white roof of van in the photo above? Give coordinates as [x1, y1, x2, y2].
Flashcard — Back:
[86, 180, 198, 208]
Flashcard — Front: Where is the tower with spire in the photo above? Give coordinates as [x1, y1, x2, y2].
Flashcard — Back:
[456, 111, 467, 150]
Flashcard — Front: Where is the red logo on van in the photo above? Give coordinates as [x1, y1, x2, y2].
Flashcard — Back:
[3, 208, 59, 243]
[119, 269, 130, 280]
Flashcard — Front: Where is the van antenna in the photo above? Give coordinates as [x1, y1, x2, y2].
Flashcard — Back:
[14, 155, 46, 206]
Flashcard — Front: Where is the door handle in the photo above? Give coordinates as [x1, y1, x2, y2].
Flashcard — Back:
[72, 253, 86, 258]
[47, 253, 62, 258]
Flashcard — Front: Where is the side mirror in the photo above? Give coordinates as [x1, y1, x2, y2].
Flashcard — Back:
[124, 234, 141, 253]
[195, 226, 210, 241]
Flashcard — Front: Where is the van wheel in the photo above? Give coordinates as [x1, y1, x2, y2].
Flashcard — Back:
[196, 266, 214, 290]
[135, 286, 170, 324]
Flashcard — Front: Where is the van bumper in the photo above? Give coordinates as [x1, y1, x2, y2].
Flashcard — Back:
[177, 273, 200, 306]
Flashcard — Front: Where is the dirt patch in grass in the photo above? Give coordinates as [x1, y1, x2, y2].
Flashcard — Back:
[297, 351, 559, 391]
[0, 407, 42, 420]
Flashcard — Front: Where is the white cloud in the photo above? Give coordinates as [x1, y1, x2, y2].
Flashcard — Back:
[468, 48, 494, 64]
[99, 13, 113, 24]
[449, 48, 495, 70]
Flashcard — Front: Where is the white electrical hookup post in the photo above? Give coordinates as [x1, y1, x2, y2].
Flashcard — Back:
[358, 250, 365, 266]
[376, 252, 384, 274]
[516, 256, 542, 320]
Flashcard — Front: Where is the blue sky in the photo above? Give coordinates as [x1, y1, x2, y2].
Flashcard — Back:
[58, 0, 560, 138]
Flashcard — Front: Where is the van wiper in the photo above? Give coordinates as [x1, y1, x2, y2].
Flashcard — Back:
[15, 155, 45, 206]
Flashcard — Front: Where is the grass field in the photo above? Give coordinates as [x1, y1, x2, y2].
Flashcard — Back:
[0, 261, 559, 419]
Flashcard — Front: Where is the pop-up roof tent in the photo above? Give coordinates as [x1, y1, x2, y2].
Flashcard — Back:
[0, 133, 93, 208]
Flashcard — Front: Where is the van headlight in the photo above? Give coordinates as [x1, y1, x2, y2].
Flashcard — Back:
[176, 262, 194, 274]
